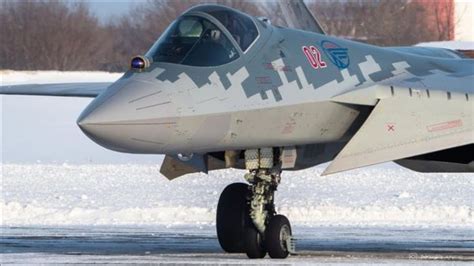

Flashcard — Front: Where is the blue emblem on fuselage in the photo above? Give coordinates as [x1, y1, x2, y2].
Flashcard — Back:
[321, 40, 350, 69]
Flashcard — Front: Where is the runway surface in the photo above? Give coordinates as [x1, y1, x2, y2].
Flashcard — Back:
[1, 225, 473, 264]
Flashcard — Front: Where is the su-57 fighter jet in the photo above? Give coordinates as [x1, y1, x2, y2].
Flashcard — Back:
[1, 0, 473, 259]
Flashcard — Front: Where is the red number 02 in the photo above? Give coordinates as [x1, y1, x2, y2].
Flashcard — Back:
[302, 46, 327, 69]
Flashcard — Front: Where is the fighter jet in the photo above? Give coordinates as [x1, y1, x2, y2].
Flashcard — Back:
[1, 0, 472, 259]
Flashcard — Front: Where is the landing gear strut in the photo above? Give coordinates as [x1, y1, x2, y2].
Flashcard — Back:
[216, 148, 294, 259]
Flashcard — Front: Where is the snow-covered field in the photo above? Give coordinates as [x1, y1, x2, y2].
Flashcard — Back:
[1, 164, 473, 263]
[1, 71, 473, 263]
[1, 164, 473, 227]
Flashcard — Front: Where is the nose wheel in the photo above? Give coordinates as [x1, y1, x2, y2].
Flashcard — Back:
[216, 148, 294, 259]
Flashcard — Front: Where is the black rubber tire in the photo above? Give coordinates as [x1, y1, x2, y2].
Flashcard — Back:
[265, 215, 292, 259]
[244, 226, 267, 259]
[216, 183, 249, 253]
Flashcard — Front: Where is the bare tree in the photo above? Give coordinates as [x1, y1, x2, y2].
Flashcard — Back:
[429, 0, 455, 40]
[0, 0, 111, 70]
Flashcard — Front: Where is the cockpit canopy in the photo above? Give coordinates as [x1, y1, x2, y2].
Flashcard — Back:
[190, 5, 259, 51]
[145, 5, 259, 67]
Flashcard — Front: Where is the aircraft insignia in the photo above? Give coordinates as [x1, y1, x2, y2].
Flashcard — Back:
[321, 40, 350, 69]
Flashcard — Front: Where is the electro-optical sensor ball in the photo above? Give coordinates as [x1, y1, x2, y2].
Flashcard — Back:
[130, 56, 150, 70]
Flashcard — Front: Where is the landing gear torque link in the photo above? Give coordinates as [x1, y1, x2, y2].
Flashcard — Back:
[216, 148, 294, 259]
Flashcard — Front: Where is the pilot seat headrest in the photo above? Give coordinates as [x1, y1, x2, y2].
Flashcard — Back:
[211, 30, 221, 41]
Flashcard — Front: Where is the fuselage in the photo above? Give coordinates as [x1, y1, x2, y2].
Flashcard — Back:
[77, 4, 472, 158]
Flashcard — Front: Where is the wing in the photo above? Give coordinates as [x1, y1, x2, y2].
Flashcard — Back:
[278, 0, 326, 34]
[324, 69, 473, 175]
[0, 82, 112, 98]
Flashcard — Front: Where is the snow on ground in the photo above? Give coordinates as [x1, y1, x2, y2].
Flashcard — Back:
[1, 163, 473, 227]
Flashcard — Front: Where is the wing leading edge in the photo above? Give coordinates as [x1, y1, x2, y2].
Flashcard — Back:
[0, 82, 112, 98]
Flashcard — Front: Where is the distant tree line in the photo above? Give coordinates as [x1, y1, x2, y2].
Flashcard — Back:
[0, 0, 456, 72]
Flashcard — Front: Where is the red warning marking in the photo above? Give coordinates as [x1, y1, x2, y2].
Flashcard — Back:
[427, 119, 463, 132]
[387, 124, 395, 132]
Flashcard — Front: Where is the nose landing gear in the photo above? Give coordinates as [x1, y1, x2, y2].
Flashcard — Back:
[216, 148, 294, 259]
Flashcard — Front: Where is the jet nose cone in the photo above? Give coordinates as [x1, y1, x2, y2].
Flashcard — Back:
[75, 77, 140, 152]
[76, 78, 122, 130]
[76, 78, 177, 154]
[76, 105, 96, 128]
[76, 84, 109, 128]
[76, 93, 125, 151]
[76, 106, 101, 134]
